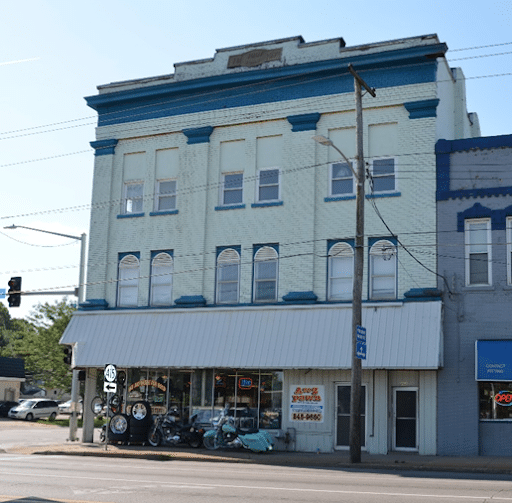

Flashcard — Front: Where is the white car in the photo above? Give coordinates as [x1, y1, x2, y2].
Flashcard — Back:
[58, 399, 83, 414]
[8, 399, 59, 421]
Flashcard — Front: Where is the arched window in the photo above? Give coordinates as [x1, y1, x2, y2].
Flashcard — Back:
[117, 254, 140, 307]
[216, 248, 240, 304]
[253, 246, 278, 302]
[150, 252, 173, 306]
[328, 242, 354, 300]
[369, 240, 397, 300]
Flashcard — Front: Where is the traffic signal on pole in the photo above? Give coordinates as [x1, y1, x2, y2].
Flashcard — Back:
[7, 277, 21, 307]
[63, 346, 72, 365]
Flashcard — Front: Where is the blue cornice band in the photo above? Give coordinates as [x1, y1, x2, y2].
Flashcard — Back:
[182, 126, 214, 144]
[404, 99, 439, 119]
[85, 44, 445, 128]
[90, 139, 118, 156]
[457, 203, 512, 232]
[287, 113, 321, 132]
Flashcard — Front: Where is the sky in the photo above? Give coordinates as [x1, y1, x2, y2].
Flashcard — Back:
[1, 0, 511, 319]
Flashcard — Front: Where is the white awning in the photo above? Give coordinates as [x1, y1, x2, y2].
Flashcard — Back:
[60, 301, 442, 370]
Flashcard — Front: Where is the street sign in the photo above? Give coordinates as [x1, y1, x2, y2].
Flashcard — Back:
[356, 325, 366, 360]
[104, 364, 117, 383]
[104, 382, 117, 393]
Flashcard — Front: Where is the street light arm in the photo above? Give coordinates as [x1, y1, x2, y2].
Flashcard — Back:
[312, 135, 359, 181]
[4, 224, 83, 242]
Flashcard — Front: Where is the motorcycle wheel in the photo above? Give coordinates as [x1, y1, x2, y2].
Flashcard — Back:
[147, 428, 161, 447]
[203, 434, 218, 450]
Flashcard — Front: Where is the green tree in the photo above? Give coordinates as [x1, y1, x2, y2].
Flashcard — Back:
[13, 300, 76, 392]
[0, 303, 34, 358]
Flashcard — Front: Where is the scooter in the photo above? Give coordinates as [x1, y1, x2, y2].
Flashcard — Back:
[202, 405, 274, 453]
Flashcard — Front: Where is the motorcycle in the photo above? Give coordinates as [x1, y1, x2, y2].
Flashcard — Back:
[202, 405, 274, 453]
[148, 409, 204, 448]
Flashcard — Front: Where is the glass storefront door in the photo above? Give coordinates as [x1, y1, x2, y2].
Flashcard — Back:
[393, 388, 418, 450]
[335, 384, 366, 449]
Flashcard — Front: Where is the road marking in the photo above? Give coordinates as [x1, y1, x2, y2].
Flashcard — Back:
[2, 472, 512, 500]
[0, 497, 116, 503]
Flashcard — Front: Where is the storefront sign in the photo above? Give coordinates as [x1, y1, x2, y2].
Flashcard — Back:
[227, 48, 282, 68]
[494, 391, 512, 406]
[128, 379, 166, 393]
[289, 385, 324, 423]
[239, 378, 253, 389]
[476, 340, 512, 381]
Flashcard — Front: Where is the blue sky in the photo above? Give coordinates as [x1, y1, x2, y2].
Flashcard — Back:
[1, 0, 511, 318]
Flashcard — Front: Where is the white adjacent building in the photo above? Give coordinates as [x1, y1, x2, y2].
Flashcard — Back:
[62, 34, 479, 453]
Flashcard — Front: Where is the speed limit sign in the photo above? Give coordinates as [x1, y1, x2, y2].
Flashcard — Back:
[104, 364, 117, 383]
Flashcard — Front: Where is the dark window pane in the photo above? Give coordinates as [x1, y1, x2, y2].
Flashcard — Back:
[373, 175, 395, 192]
[332, 179, 353, 195]
[470, 253, 488, 284]
[373, 158, 394, 175]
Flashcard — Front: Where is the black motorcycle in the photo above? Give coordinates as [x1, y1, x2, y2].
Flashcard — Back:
[148, 409, 204, 448]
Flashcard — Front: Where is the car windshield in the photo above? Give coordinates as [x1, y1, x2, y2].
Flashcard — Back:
[19, 400, 35, 408]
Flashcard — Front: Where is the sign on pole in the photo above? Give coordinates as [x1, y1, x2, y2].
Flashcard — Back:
[104, 382, 117, 393]
[104, 364, 117, 383]
[356, 325, 366, 360]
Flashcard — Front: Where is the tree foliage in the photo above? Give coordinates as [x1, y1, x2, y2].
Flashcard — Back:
[3, 300, 76, 392]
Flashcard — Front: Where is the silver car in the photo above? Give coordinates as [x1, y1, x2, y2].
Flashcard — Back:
[8, 399, 59, 421]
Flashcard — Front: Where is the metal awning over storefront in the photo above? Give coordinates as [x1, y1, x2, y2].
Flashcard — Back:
[60, 301, 442, 370]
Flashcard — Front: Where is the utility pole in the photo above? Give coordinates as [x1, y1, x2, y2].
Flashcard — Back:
[348, 64, 376, 464]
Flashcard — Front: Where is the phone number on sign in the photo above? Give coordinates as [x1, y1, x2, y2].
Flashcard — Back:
[292, 412, 323, 422]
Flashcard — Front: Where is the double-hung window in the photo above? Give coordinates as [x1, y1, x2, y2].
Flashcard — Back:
[465, 218, 492, 286]
[117, 254, 140, 307]
[369, 239, 397, 300]
[253, 246, 278, 302]
[330, 162, 354, 196]
[123, 181, 144, 214]
[328, 242, 354, 300]
[222, 173, 243, 206]
[371, 158, 396, 193]
[216, 248, 240, 303]
[150, 252, 173, 306]
[155, 179, 177, 212]
[257, 168, 280, 202]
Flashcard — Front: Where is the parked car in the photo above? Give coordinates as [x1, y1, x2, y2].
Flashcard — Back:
[58, 399, 83, 415]
[8, 399, 59, 421]
[0, 401, 19, 417]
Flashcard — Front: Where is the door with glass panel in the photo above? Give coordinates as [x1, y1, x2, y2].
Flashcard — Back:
[393, 388, 418, 451]
[335, 384, 365, 449]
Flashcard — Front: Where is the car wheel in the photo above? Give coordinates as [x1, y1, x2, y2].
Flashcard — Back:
[25, 413, 33, 421]
[49, 412, 57, 421]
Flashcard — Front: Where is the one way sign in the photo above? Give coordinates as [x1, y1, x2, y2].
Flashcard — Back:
[104, 382, 117, 393]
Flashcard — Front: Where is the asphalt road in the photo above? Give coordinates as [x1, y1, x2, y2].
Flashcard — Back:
[1, 453, 512, 503]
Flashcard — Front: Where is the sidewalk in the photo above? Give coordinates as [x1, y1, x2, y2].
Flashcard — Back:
[6, 438, 512, 475]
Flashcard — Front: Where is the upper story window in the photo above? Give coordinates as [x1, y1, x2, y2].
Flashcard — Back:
[222, 173, 243, 206]
[330, 162, 354, 197]
[507, 217, 512, 285]
[257, 168, 280, 202]
[123, 181, 144, 214]
[465, 218, 492, 286]
[328, 242, 354, 300]
[253, 245, 278, 302]
[155, 179, 177, 212]
[150, 252, 173, 306]
[370, 158, 396, 193]
[216, 248, 240, 304]
[369, 239, 397, 300]
[117, 254, 140, 307]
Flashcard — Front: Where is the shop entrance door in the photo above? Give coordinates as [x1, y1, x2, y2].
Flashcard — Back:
[335, 384, 365, 449]
[393, 388, 418, 451]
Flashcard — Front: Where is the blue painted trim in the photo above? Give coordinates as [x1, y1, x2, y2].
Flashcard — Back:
[403, 288, 442, 301]
[456, 203, 512, 232]
[215, 204, 246, 211]
[117, 213, 145, 219]
[287, 113, 321, 132]
[174, 295, 207, 307]
[253, 243, 279, 257]
[327, 239, 355, 253]
[79, 298, 109, 310]
[368, 236, 398, 247]
[251, 201, 283, 208]
[149, 210, 179, 216]
[86, 44, 444, 127]
[90, 139, 118, 156]
[151, 249, 173, 259]
[282, 291, 318, 304]
[436, 135, 512, 201]
[366, 192, 401, 199]
[325, 195, 356, 202]
[403, 99, 439, 119]
[216, 245, 241, 258]
[119, 251, 140, 260]
[182, 126, 214, 144]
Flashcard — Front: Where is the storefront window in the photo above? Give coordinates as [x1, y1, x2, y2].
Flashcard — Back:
[479, 382, 512, 420]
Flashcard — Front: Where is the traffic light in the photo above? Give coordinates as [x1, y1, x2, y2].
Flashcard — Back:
[63, 346, 72, 365]
[7, 277, 21, 307]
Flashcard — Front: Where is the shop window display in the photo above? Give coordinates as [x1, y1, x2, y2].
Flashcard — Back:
[479, 382, 512, 420]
